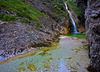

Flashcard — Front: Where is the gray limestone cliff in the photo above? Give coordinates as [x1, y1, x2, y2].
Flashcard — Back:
[85, 0, 100, 72]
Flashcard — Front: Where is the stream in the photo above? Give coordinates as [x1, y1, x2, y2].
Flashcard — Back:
[0, 35, 90, 72]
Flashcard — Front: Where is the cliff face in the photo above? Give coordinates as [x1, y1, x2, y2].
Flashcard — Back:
[0, 0, 68, 61]
[85, 0, 100, 71]
[76, 0, 87, 33]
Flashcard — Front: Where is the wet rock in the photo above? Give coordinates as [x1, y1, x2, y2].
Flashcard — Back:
[72, 37, 78, 40]
[19, 62, 24, 66]
[18, 67, 26, 71]
[44, 63, 50, 68]
[85, 0, 100, 71]
[81, 41, 86, 43]
[27, 64, 37, 71]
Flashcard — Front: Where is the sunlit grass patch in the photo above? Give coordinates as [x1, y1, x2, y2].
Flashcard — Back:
[0, 13, 16, 21]
[0, 0, 43, 24]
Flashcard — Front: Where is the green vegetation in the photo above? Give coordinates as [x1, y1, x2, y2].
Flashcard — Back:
[0, 0, 44, 26]
[0, 13, 16, 21]
[66, 0, 81, 16]
[52, 1, 67, 19]
[67, 33, 86, 37]
[0, 0, 67, 26]
[21, 18, 30, 23]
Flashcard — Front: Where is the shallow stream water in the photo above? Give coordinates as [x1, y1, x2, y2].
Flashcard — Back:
[0, 35, 90, 72]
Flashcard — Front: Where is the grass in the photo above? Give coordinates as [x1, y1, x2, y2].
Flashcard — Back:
[0, 0, 44, 25]
[66, 0, 81, 17]
[0, 0, 67, 26]
[0, 13, 16, 21]
[21, 18, 30, 23]
[52, 1, 67, 19]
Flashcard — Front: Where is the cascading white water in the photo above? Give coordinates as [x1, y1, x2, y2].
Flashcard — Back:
[64, 2, 78, 33]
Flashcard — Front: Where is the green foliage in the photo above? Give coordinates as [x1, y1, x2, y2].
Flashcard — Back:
[36, 24, 42, 28]
[66, 0, 81, 16]
[21, 18, 30, 23]
[52, 2, 67, 19]
[43, 2, 46, 5]
[0, 13, 16, 21]
[0, 13, 4, 18]
[0, 0, 44, 24]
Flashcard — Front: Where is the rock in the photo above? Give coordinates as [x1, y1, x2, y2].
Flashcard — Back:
[85, 0, 100, 71]
[44, 63, 50, 68]
[72, 37, 78, 40]
[18, 67, 26, 71]
[81, 41, 86, 43]
[76, 0, 87, 33]
[27, 64, 37, 71]
[0, 0, 68, 61]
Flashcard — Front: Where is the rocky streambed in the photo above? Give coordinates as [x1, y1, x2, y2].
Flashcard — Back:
[0, 35, 90, 72]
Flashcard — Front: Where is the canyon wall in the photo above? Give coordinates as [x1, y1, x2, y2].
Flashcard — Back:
[0, 0, 68, 61]
[85, 0, 100, 72]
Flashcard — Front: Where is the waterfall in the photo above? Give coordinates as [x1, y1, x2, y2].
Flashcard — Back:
[64, 2, 78, 33]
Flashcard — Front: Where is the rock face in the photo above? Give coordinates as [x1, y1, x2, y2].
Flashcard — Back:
[85, 0, 100, 72]
[0, 0, 68, 61]
[76, 0, 87, 33]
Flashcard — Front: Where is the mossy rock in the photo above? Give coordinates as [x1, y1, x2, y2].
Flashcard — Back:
[19, 62, 24, 65]
[18, 67, 26, 71]
[44, 63, 50, 68]
[27, 64, 37, 71]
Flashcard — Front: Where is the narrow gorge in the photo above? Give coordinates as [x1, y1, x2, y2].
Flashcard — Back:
[0, 0, 100, 72]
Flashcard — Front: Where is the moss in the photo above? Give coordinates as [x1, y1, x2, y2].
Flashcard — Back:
[46, 53, 52, 55]
[44, 63, 50, 68]
[38, 51, 47, 56]
[45, 57, 53, 62]
[27, 64, 37, 71]
[19, 62, 24, 65]
[18, 67, 26, 71]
